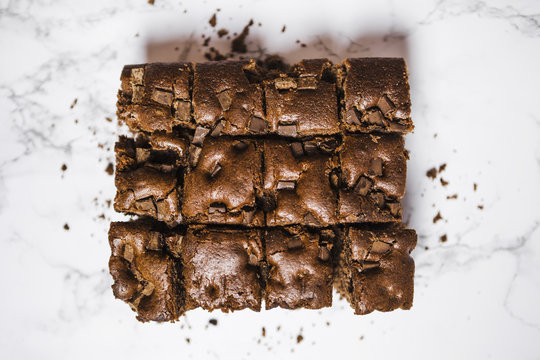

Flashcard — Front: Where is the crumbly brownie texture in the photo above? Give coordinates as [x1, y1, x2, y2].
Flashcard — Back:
[340, 58, 413, 133]
[335, 227, 417, 314]
[263, 137, 339, 227]
[265, 59, 340, 137]
[117, 63, 192, 132]
[110, 58, 417, 321]
[265, 227, 334, 309]
[178, 226, 264, 311]
[108, 221, 183, 322]
[182, 137, 264, 226]
[338, 134, 407, 223]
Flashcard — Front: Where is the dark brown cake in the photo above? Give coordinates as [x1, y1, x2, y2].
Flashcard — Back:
[110, 58, 417, 322]
[335, 226, 417, 314]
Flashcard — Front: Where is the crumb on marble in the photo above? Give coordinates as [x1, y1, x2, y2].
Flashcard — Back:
[440, 234, 447, 242]
[297, 334, 303, 344]
[61, 164, 67, 171]
[63, 223, 70, 231]
[262, 327, 266, 337]
[209, 318, 218, 326]
[474, 183, 478, 191]
[281, 25, 286, 32]
[477, 205, 484, 210]
[447, 194, 458, 199]
[433, 211, 442, 223]
[209, 13, 217, 27]
[440, 177, 449, 186]
[426, 167, 437, 179]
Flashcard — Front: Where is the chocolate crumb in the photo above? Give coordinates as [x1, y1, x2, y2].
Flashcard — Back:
[70, 98, 78, 109]
[262, 327, 266, 337]
[446, 194, 458, 199]
[185, 338, 190, 344]
[209, 13, 217, 27]
[297, 334, 303, 344]
[281, 25, 286, 32]
[105, 163, 114, 176]
[63, 223, 70, 231]
[438, 163, 446, 173]
[326, 321, 330, 326]
[440, 178, 448, 186]
[231, 19, 254, 53]
[147, 0, 154, 4]
[426, 167, 437, 179]
[474, 183, 478, 191]
[209, 318, 218, 326]
[477, 205, 484, 210]
[433, 212, 442, 223]
[203, 37, 211, 47]
[217, 29, 228, 37]
[98, 214, 105, 220]
[61, 164, 67, 171]
[440, 234, 447, 242]
[105, 117, 112, 122]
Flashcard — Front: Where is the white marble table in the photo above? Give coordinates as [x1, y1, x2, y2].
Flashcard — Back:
[1, 0, 539, 358]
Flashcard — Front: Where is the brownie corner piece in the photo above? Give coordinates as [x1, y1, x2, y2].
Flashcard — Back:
[263, 137, 339, 227]
[180, 227, 264, 312]
[338, 134, 406, 223]
[192, 60, 266, 136]
[117, 62, 193, 133]
[335, 226, 417, 315]
[183, 137, 264, 226]
[265, 58, 339, 137]
[265, 227, 334, 310]
[341, 57, 413, 133]
[108, 221, 184, 322]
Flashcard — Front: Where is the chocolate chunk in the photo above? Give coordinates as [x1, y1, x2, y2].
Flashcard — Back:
[377, 94, 395, 115]
[249, 116, 267, 133]
[147, 232, 162, 251]
[151, 88, 173, 106]
[275, 77, 297, 90]
[243, 208, 256, 224]
[209, 203, 227, 214]
[210, 120, 225, 136]
[248, 253, 259, 266]
[354, 176, 373, 196]
[368, 158, 384, 176]
[303, 141, 317, 155]
[371, 240, 391, 254]
[123, 244, 135, 262]
[362, 261, 380, 271]
[345, 108, 362, 125]
[297, 76, 318, 89]
[135, 198, 156, 215]
[365, 110, 386, 126]
[233, 140, 248, 151]
[387, 121, 409, 132]
[189, 145, 202, 167]
[135, 148, 151, 164]
[370, 192, 385, 208]
[318, 246, 330, 261]
[278, 124, 297, 137]
[290, 142, 304, 157]
[174, 100, 191, 121]
[277, 180, 296, 190]
[287, 237, 303, 249]
[192, 126, 210, 145]
[303, 212, 320, 225]
[209, 162, 222, 178]
[257, 193, 277, 212]
[216, 90, 232, 111]
[387, 202, 401, 217]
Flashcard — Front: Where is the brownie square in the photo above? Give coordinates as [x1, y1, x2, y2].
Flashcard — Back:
[265, 227, 333, 309]
[338, 134, 407, 223]
[178, 226, 264, 312]
[341, 58, 413, 133]
[114, 134, 187, 227]
[265, 59, 339, 137]
[117, 63, 192, 132]
[192, 60, 267, 136]
[263, 138, 339, 227]
[335, 226, 417, 314]
[108, 221, 183, 322]
[183, 137, 264, 226]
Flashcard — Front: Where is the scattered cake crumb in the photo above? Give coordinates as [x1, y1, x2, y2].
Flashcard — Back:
[438, 163, 446, 173]
[63, 223, 70, 231]
[208, 318, 218, 326]
[185, 338, 190, 344]
[296, 334, 303, 344]
[105, 163, 114, 176]
[477, 205, 484, 210]
[147, 0, 154, 4]
[209, 13, 217, 27]
[474, 183, 478, 191]
[61, 164, 67, 171]
[70, 98, 77, 109]
[326, 321, 330, 326]
[203, 37, 211, 47]
[440, 234, 447, 242]
[261, 327, 266, 337]
[433, 211, 442, 223]
[281, 25, 286, 32]
[231, 19, 254, 53]
[105, 117, 112, 122]
[217, 29, 228, 37]
[440, 178, 448, 186]
[447, 194, 458, 199]
[426, 167, 437, 179]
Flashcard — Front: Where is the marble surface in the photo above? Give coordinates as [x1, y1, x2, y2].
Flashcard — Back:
[1, 0, 540, 358]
